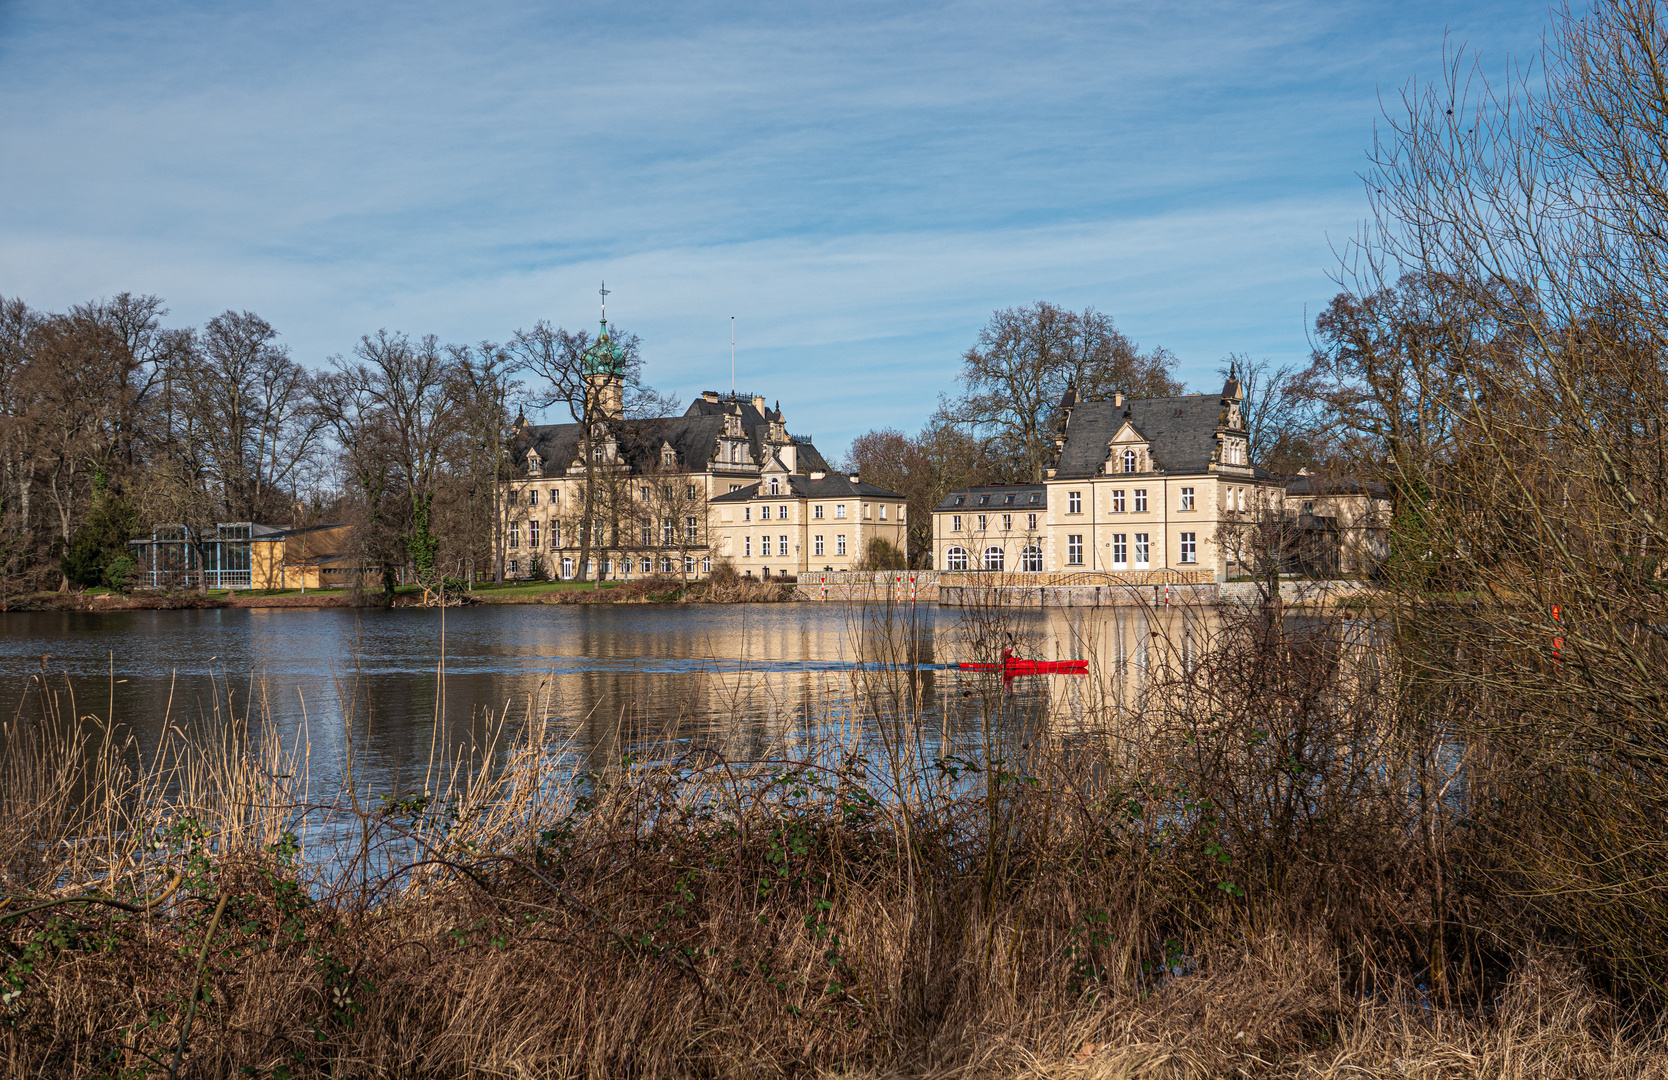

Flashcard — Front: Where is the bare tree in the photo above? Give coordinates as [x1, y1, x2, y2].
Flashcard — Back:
[936, 302, 1183, 483]
[173, 311, 324, 523]
[445, 342, 520, 586]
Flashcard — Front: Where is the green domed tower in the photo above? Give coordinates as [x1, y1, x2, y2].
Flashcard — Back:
[584, 282, 625, 419]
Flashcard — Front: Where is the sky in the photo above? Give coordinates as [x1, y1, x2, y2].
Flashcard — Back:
[0, 0, 1550, 457]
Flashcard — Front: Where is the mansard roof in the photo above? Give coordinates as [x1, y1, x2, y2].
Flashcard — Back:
[1054, 393, 1232, 479]
[933, 484, 1047, 513]
[512, 395, 828, 477]
[710, 474, 904, 502]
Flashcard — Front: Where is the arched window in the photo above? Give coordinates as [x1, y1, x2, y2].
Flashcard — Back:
[1123, 448, 1137, 473]
[769, 477, 779, 495]
[945, 546, 969, 571]
[1021, 545, 1043, 572]
[983, 546, 1005, 572]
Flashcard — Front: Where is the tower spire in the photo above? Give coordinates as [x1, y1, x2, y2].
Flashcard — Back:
[599, 280, 610, 335]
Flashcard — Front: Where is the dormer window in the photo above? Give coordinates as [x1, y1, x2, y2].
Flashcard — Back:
[662, 447, 675, 467]
[954, 496, 964, 506]
[1029, 493, 1039, 504]
[979, 495, 990, 505]
[1123, 448, 1137, 473]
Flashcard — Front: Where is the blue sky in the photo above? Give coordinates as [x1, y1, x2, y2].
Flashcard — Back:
[0, 1, 1547, 456]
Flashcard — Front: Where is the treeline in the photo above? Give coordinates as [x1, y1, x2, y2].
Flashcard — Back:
[0, 295, 659, 597]
[842, 300, 1340, 564]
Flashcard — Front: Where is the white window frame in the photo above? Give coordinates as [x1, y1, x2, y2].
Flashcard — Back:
[1134, 489, 1147, 512]
[1021, 545, 1043, 572]
[814, 535, 824, 556]
[1067, 535, 1083, 565]
[946, 546, 969, 571]
[983, 546, 1005, 571]
[1112, 533, 1127, 568]
[1133, 533, 1150, 569]
[1111, 490, 1125, 513]
[1179, 532, 1197, 563]
[1180, 487, 1195, 511]
[1068, 491, 1082, 514]
[836, 534, 847, 556]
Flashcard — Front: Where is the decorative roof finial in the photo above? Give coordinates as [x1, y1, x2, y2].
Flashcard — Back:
[599, 281, 611, 337]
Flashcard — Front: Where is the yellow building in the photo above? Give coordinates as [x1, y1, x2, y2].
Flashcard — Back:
[708, 461, 907, 577]
[932, 374, 1285, 580]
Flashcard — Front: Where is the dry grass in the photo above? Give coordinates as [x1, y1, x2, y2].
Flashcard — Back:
[3, 600, 1666, 1078]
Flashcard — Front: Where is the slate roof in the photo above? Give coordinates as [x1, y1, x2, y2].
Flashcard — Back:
[710, 474, 904, 502]
[933, 484, 1047, 513]
[1054, 393, 1231, 479]
[513, 394, 829, 477]
[1284, 475, 1389, 498]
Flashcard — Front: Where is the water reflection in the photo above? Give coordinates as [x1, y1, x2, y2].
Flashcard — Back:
[0, 602, 1357, 798]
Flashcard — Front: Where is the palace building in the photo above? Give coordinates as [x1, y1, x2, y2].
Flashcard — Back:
[505, 313, 903, 580]
[931, 373, 1284, 579]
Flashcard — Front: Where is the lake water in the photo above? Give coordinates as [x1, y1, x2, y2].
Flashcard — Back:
[0, 601, 1217, 802]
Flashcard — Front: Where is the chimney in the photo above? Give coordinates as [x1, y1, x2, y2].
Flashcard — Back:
[849, 473, 860, 484]
[810, 470, 825, 480]
[1114, 391, 1123, 407]
[752, 395, 767, 414]
[702, 390, 719, 403]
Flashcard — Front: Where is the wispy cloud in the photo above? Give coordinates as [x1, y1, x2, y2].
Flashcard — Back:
[0, 0, 1547, 452]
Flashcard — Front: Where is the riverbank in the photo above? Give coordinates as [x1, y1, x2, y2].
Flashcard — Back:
[6, 608, 1661, 1079]
[1, 576, 800, 611]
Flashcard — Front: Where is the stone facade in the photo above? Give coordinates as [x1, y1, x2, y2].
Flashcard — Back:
[932, 375, 1285, 580]
[506, 351, 866, 578]
[709, 463, 907, 578]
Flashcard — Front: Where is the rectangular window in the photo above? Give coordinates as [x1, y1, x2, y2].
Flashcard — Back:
[641, 525, 654, 547]
[529, 489, 539, 507]
[1068, 534, 1084, 565]
[863, 504, 871, 519]
[1134, 533, 1150, 568]
[778, 505, 787, 520]
[999, 513, 1009, 531]
[1111, 490, 1125, 513]
[744, 507, 751, 521]
[1134, 489, 1148, 512]
[1027, 513, 1037, 530]
[760, 504, 771, 520]
[836, 534, 847, 556]
[1180, 532, 1197, 563]
[814, 535, 824, 556]
[1180, 487, 1195, 511]
[562, 558, 574, 579]
[508, 558, 519, 575]
[687, 484, 698, 499]
[744, 536, 752, 557]
[1068, 491, 1082, 514]
[778, 535, 788, 556]
[685, 554, 696, 575]
[529, 520, 540, 547]
[879, 504, 887, 520]
[550, 489, 558, 505]
[1112, 534, 1127, 566]
[640, 486, 650, 501]
[835, 504, 846, 518]
[952, 514, 962, 532]
[977, 514, 987, 531]
[686, 516, 699, 541]
[662, 518, 675, 544]
[640, 556, 652, 573]
[814, 504, 824, 519]
[508, 524, 519, 549]
[552, 521, 560, 546]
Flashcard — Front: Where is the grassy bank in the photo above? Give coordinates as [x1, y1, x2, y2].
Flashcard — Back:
[2, 575, 798, 612]
[3, 601, 1666, 1078]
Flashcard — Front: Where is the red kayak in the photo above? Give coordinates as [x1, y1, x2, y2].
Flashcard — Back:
[958, 651, 1088, 676]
